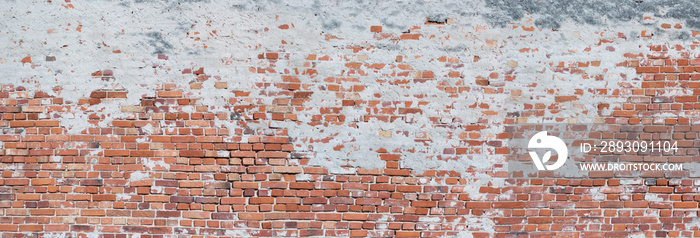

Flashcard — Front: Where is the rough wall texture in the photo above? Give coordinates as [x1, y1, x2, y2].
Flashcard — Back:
[2, 0, 700, 237]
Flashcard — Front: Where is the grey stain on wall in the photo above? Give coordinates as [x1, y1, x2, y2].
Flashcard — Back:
[144, 32, 173, 55]
[483, 0, 700, 30]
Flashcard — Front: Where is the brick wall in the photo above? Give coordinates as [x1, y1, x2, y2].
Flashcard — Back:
[3, 1, 700, 237]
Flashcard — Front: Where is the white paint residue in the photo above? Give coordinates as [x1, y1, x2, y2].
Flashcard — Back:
[645, 194, 664, 202]
[455, 216, 496, 237]
[135, 137, 150, 143]
[418, 216, 442, 223]
[129, 171, 150, 182]
[57, 111, 91, 135]
[51, 156, 62, 163]
[143, 158, 170, 170]
[42, 234, 69, 238]
[295, 174, 311, 181]
[141, 123, 154, 137]
[628, 232, 646, 238]
[116, 194, 132, 201]
[88, 149, 103, 157]
[225, 229, 251, 238]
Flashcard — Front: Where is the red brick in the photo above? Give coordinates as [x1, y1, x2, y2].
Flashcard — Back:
[555, 96, 577, 102]
[642, 81, 664, 88]
[36, 120, 59, 127]
[649, 186, 673, 193]
[676, 96, 698, 102]
[0, 225, 17, 231]
[250, 197, 275, 204]
[302, 197, 328, 204]
[108, 91, 128, 98]
[0, 106, 20, 113]
[233, 182, 258, 189]
[179, 181, 203, 188]
[380, 154, 401, 161]
[238, 212, 264, 220]
[273, 166, 302, 174]
[183, 211, 210, 219]
[266, 53, 278, 59]
[257, 151, 288, 158]
[494, 217, 525, 225]
[81, 209, 105, 216]
[90, 91, 107, 98]
[370, 184, 395, 191]
[231, 151, 256, 157]
[330, 197, 354, 204]
[130, 150, 154, 157]
[157, 90, 183, 98]
[31, 178, 54, 185]
[673, 202, 698, 208]
[181, 150, 204, 157]
[17, 194, 40, 200]
[19, 225, 42, 232]
[412, 201, 437, 207]
[317, 213, 342, 221]
[397, 185, 421, 193]
[31, 209, 55, 215]
[396, 231, 421, 238]
[625, 201, 648, 208]
[400, 34, 421, 40]
[290, 182, 314, 190]
[132, 211, 155, 217]
[104, 150, 129, 157]
[211, 212, 236, 220]
[636, 67, 659, 73]
[343, 213, 368, 221]
[112, 120, 134, 127]
[93, 194, 116, 201]
[10, 121, 34, 127]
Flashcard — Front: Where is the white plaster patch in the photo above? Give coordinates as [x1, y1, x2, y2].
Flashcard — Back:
[42, 234, 68, 238]
[141, 123, 154, 135]
[116, 193, 132, 201]
[135, 137, 150, 143]
[51, 156, 62, 163]
[129, 171, 150, 182]
[143, 158, 170, 170]
[225, 229, 251, 237]
[418, 216, 442, 223]
[295, 174, 311, 181]
[645, 194, 664, 202]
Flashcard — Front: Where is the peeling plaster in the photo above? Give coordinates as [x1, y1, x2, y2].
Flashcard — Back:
[1, 0, 698, 189]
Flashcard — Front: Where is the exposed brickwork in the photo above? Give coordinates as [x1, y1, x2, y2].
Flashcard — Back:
[6, 53, 700, 237]
[0, 85, 492, 237]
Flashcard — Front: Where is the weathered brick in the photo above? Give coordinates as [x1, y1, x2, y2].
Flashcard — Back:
[81, 209, 106, 216]
[238, 212, 264, 220]
[31, 178, 55, 186]
[93, 194, 116, 201]
[157, 90, 183, 98]
[183, 211, 210, 219]
[179, 181, 203, 188]
[369, 184, 395, 191]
